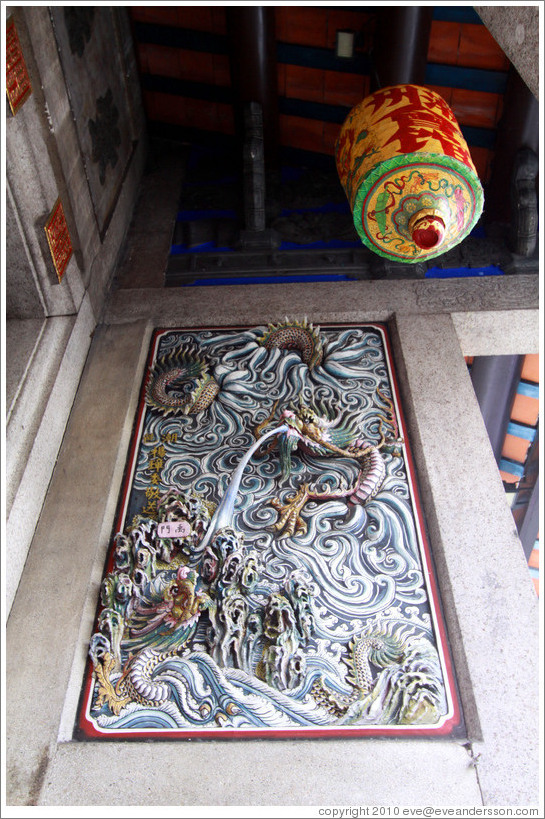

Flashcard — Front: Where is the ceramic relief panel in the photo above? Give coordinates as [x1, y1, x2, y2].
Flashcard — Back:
[77, 321, 462, 739]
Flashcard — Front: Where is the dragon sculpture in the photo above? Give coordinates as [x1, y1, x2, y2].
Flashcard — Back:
[88, 494, 319, 715]
[256, 317, 324, 370]
[256, 393, 403, 537]
[86, 319, 445, 731]
[90, 502, 442, 724]
[311, 618, 443, 725]
[146, 345, 220, 416]
[145, 319, 323, 416]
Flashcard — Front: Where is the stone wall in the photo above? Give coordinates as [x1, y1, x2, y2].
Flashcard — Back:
[5, 6, 147, 613]
[6, 279, 539, 807]
[475, 5, 539, 99]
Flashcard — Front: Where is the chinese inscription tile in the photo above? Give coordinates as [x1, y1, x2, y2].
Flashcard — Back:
[44, 198, 73, 282]
[6, 16, 32, 115]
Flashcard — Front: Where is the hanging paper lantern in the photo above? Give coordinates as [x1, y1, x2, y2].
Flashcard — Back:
[335, 84, 484, 263]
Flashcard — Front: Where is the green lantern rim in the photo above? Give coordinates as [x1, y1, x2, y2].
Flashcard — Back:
[351, 151, 485, 263]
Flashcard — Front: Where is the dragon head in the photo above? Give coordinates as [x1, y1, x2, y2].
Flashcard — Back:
[276, 401, 336, 479]
[262, 397, 393, 480]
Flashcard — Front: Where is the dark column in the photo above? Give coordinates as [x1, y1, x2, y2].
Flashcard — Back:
[470, 355, 524, 464]
[227, 7, 279, 168]
[485, 66, 539, 224]
[508, 146, 538, 256]
[511, 428, 539, 560]
[370, 6, 433, 91]
[237, 101, 280, 249]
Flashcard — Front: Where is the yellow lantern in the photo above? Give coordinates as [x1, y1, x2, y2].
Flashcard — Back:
[336, 84, 484, 262]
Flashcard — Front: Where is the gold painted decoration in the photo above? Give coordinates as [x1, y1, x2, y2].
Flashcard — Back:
[44, 198, 73, 282]
[335, 84, 484, 263]
[6, 16, 32, 115]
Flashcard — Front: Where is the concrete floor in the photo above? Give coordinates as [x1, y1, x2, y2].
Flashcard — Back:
[5, 149, 541, 809]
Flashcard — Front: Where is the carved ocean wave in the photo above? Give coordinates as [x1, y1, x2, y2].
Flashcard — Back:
[97, 324, 449, 734]
[135, 327, 395, 489]
[94, 651, 333, 731]
[131, 328, 429, 634]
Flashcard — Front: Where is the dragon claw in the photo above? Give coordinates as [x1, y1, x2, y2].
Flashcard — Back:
[269, 484, 310, 538]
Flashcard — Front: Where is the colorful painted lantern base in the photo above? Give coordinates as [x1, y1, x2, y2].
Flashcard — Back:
[336, 84, 484, 263]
